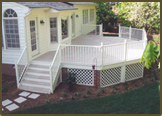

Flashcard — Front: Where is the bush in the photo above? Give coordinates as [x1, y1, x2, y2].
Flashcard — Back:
[97, 92, 100, 96]
[101, 89, 106, 93]
[73, 92, 80, 96]
[2, 86, 7, 93]
[45, 99, 50, 104]
[86, 89, 91, 95]
[62, 92, 67, 97]
[65, 72, 77, 91]
[69, 95, 75, 100]
[83, 94, 87, 98]
[58, 97, 64, 102]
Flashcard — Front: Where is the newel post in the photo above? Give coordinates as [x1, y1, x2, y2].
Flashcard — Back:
[50, 66, 53, 94]
[119, 24, 121, 38]
[121, 40, 127, 83]
[15, 61, 19, 88]
[129, 26, 131, 40]
[100, 23, 103, 36]
[101, 42, 104, 69]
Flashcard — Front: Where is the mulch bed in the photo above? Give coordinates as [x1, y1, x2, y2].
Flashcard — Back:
[2, 62, 160, 114]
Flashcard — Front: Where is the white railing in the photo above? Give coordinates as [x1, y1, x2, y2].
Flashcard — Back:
[119, 25, 143, 40]
[15, 46, 28, 88]
[82, 24, 103, 36]
[50, 45, 62, 93]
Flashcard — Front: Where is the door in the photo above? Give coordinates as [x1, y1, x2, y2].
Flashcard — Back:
[71, 13, 75, 38]
[29, 17, 39, 57]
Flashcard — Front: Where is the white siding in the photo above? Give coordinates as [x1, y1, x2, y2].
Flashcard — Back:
[2, 2, 30, 64]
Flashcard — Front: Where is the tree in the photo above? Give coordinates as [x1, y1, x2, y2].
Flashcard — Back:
[113, 2, 160, 34]
[95, 2, 118, 32]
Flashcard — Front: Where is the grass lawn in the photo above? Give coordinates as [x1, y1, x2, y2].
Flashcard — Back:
[11, 81, 160, 114]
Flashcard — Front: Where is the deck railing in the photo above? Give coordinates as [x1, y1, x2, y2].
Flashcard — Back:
[15, 46, 28, 88]
[119, 25, 144, 41]
[82, 24, 103, 36]
[50, 45, 62, 93]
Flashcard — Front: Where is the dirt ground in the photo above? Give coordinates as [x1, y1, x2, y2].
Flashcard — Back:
[2, 62, 160, 114]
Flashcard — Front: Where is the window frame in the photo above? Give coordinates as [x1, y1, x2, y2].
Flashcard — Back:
[83, 9, 88, 25]
[49, 17, 58, 43]
[90, 9, 94, 22]
[2, 9, 20, 50]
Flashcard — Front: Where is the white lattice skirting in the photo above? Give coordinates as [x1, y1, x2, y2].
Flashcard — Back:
[100, 62, 144, 88]
[68, 68, 94, 86]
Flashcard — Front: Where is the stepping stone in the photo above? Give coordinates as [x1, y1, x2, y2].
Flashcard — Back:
[19, 91, 30, 97]
[28, 93, 40, 99]
[14, 97, 27, 104]
[5, 103, 19, 111]
[2, 99, 12, 106]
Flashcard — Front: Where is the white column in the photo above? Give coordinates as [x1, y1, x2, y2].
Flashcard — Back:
[101, 42, 103, 69]
[15, 62, 20, 88]
[129, 26, 131, 40]
[121, 39, 127, 83]
[119, 24, 121, 38]
[100, 23, 103, 36]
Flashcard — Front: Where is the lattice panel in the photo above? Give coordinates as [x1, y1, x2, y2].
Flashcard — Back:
[125, 63, 144, 81]
[100, 67, 121, 87]
[68, 68, 94, 86]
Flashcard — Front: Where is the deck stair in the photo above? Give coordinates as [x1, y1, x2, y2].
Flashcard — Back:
[19, 61, 51, 94]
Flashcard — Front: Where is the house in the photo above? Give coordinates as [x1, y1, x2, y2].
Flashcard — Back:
[2, 2, 147, 94]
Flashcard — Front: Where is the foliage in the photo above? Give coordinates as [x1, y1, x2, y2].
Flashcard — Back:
[69, 95, 75, 100]
[140, 41, 160, 69]
[2, 86, 7, 92]
[73, 92, 80, 96]
[45, 99, 50, 104]
[113, 2, 160, 33]
[152, 34, 160, 44]
[58, 97, 64, 102]
[62, 92, 67, 97]
[95, 2, 118, 32]
[86, 89, 91, 95]
[97, 92, 100, 96]
[83, 94, 87, 98]
[65, 72, 77, 91]
[101, 89, 106, 93]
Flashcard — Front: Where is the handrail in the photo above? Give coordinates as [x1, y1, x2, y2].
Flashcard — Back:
[17, 46, 27, 64]
[50, 44, 61, 68]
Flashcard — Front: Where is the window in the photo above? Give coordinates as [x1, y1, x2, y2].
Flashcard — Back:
[90, 9, 94, 22]
[50, 18, 57, 42]
[30, 21, 37, 51]
[3, 9, 20, 49]
[83, 9, 88, 24]
[61, 16, 68, 40]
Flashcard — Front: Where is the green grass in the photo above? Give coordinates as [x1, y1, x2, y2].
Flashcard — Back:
[11, 81, 160, 114]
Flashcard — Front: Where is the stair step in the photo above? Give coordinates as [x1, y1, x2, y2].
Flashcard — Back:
[19, 85, 50, 94]
[29, 64, 49, 69]
[26, 69, 50, 76]
[23, 78, 50, 83]
[21, 80, 50, 87]
[24, 74, 50, 80]
[28, 67, 49, 71]
[30, 61, 51, 66]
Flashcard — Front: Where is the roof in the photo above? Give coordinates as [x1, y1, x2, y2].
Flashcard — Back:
[17, 2, 97, 11]
[67, 2, 98, 5]
[17, 2, 77, 11]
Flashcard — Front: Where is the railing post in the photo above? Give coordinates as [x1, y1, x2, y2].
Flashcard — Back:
[143, 28, 147, 49]
[121, 40, 127, 83]
[100, 23, 103, 36]
[119, 24, 121, 38]
[101, 42, 104, 69]
[50, 66, 53, 94]
[15, 62, 19, 88]
[129, 26, 131, 40]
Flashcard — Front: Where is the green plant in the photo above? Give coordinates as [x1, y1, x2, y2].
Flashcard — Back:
[5, 81, 8, 84]
[113, 85, 118, 90]
[58, 97, 64, 102]
[46, 99, 50, 104]
[101, 89, 106, 93]
[73, 92, 80, 96]
[124, 82, 129, 86]
[97, 92, 100, 96]
[65, 72, 77, 91]
[10, 83, 14, 86]
[151, 77, 155, 81]
[112, 88, 116, 94]
[83, 94, 87, 98]
[86, 89, 91, 95]
[62, 92, 67, 97]
[153, 71, 158, 80]
[125, 86, 129, 90]
[69, 95, 75, 100]
[2, 86, 7, 92]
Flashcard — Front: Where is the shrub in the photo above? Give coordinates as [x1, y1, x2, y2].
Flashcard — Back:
[101, 89, 106, 93]
[45, 99, 50, 104]
[86, 89, 91, 95]
[73, 92, 80, 96]
[83, 94, 87, 98]
[69, 95, 75, 100]
[62, 92, 67, 97]
[10, 83, 14, 86]
[97, 92, 100, 96]
[2, 86, 7, 93]
[113, 85, 118, 90]
[65, 72, 77, 91]
[112, 88, 116, 94]
[58, 97, 64, 102]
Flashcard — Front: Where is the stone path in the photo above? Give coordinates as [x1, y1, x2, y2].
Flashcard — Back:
[2, 91, 40, 112]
